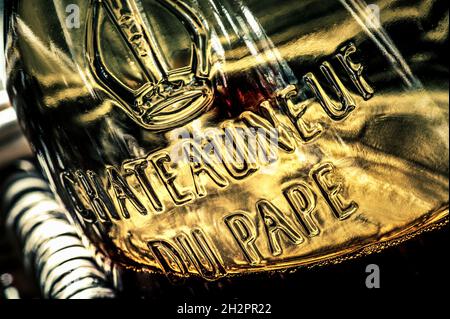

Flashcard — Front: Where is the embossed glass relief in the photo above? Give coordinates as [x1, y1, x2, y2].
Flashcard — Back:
[87, 0, 214, 130]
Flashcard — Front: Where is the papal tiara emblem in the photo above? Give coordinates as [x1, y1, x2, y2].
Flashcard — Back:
[86, 0, 214, 131]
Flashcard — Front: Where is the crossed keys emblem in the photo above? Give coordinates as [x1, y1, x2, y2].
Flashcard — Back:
[86, 0, 214, 131]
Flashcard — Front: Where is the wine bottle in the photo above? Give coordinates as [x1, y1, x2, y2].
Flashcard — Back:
[5, 0, 448, 297]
